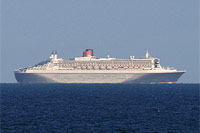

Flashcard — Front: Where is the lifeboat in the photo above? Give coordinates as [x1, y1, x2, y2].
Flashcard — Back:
[94, 66, 99, 70]
[113, 66, 118, 69]
[77, 66, 81, 69]
[87, 66, 93, 69]
[100, 66, 106, 69]
[81, 66, 87, 69]
[107, 66, 112, 69]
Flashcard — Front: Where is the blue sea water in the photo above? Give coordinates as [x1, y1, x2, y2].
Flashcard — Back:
[1, 84, 199, 132]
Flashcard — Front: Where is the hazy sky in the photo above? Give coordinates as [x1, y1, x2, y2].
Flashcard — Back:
[1, 0, 199, 83]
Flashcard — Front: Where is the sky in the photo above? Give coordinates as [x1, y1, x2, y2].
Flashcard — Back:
[1, 0, 199, 83]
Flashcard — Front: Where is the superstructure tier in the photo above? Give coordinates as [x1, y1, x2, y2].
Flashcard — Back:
[14, 49, 185, 83]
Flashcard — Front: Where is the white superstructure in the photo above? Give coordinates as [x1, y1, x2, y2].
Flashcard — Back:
[14, 49, 185, 83]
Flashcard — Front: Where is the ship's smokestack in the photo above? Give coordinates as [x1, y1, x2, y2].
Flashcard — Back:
[83, 49, 93, 57]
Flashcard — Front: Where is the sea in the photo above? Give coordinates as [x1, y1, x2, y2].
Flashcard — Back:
[1, 83, 199, 132]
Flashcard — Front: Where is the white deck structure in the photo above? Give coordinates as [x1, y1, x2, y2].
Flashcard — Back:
[14, 50, 185, 83]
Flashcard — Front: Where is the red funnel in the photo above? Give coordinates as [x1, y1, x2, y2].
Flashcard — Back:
[83, 49, 93, 57]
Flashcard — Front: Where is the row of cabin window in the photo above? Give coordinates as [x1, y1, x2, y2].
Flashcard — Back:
[59, 62, 152, 66]
[61, 61, 151, 64]
[59, 63, 152, 67]
[60, 64, 153, 66]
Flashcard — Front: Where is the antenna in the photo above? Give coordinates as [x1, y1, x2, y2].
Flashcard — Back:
[146, 50, 149, 58]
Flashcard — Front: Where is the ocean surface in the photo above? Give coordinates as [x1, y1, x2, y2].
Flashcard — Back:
[1, 84, 199, 132]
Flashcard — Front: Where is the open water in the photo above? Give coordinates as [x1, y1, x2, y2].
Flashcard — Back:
[1, 84, 199, 132]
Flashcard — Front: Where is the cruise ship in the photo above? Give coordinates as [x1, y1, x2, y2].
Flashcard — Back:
[14, 49, 185, 83]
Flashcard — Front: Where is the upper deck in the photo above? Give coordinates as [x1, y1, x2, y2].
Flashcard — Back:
[17, 49, 172, 72]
